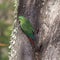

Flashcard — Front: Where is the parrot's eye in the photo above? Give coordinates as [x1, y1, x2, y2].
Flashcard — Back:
[19, 21, 20, 24]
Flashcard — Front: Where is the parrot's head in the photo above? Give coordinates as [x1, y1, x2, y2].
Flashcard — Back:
[19, 16, 26, 23]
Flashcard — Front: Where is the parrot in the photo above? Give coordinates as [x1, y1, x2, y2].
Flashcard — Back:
[19, 16, 35, 47]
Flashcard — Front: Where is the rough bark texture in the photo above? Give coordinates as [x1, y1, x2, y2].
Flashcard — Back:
[39, 0, 60, 60]
[9, 0, 60, 60]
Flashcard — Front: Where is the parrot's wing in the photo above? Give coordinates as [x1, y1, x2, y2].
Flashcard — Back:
[20, 19, 34, 34]
[20, 19, 35, 40]
[28, 20, 34, 31]
[24, 20, 35, 33]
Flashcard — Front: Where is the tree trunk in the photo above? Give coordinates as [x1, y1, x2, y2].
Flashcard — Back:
[9, 0, 60, 60]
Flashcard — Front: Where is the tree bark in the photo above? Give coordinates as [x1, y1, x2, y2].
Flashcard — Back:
[39, 0, 60, 60]
[9, 0, 60, 60]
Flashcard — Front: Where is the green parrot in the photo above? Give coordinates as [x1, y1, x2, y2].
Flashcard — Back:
[19, 16, 35, 46]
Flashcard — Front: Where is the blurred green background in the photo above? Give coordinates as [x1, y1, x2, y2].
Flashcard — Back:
[0, 0, 14, 60]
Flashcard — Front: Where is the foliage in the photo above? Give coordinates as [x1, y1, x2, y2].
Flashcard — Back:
[0, 0, 14, 60]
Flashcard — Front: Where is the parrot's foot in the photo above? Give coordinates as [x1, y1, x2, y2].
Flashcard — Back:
[36, 28, 39, 34]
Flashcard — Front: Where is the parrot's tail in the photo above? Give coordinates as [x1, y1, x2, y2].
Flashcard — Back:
[29, 38, 35, 47]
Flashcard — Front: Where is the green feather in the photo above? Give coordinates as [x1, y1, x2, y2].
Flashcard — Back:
[19, 16, 35, 40]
